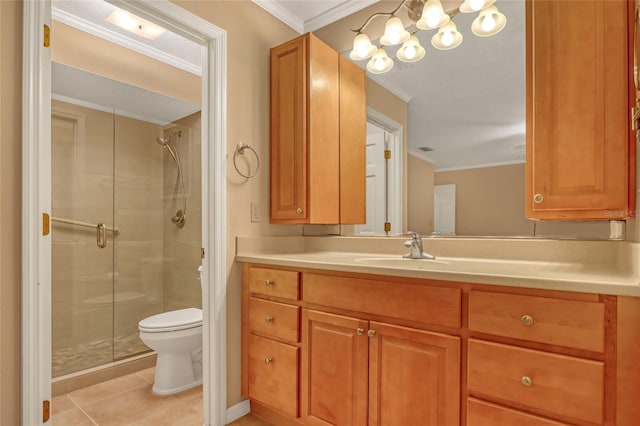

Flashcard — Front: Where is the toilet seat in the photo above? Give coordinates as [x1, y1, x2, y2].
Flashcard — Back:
[139, 308, 202, 333]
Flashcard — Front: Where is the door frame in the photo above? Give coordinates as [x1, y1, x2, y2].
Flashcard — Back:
[366, 107, 403, 235]
[22, 1, 228, 425]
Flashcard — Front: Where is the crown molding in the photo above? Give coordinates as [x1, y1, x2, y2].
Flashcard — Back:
[252, 0, 305, 33]
[253, 0, 380, 34]
[408, 148, 436, 164]
[434, 159, 526, 173]
[52, 7, 202, 76]
[304, 0, 380, 33]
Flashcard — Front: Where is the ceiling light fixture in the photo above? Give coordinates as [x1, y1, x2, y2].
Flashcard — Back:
[350, 0, 506, 73]
[105, 8, 166, 40]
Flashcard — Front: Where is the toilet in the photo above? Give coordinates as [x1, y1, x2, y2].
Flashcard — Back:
[138, 307, 203, 395]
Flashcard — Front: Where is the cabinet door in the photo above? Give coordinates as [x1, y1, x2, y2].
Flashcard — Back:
[526, 0, 631, 219]
[270, 36, 308, 222]
[368, 322, 460, 426]
[301, 310, 368, 426]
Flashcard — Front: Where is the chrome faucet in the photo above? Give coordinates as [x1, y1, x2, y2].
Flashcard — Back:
[403, 231, 436, 260]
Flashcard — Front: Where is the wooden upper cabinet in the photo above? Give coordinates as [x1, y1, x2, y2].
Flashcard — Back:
[526, 0, 635, 220]
[270, 33, 366, 224]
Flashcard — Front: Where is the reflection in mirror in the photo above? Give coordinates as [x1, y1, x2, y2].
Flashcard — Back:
[317, 0, 613, 239]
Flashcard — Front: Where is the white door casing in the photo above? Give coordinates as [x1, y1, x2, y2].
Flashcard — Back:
[22, 1, 227, 425]
[358, 125, 386, 235]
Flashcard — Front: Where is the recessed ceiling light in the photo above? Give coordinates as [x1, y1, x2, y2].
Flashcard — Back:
[105, 8, 166, 40]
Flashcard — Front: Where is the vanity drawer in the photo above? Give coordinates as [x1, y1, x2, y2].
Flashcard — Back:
[468, 290, 604, 352]
[249, 297, 300, 343]
[467, 398, 569, 426]
[303, 273, 461, 328]
[248, 266, 300, 300]
[467, 339, 603, 425]
[248, 334, 299, 418]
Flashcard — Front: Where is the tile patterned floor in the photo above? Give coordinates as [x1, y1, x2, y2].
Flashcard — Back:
[52, 367, 272, 426]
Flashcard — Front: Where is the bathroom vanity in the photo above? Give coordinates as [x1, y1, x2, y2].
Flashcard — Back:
[238, 237, 640, 426]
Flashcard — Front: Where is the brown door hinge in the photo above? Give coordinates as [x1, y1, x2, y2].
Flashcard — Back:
[43, 400, 50, 422]
[43, 25, 50, 47]
[43, 213, 50, 236]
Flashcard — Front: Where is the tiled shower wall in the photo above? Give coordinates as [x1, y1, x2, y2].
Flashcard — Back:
[51, 100, 202, 377]
[162, 112, 203, 312]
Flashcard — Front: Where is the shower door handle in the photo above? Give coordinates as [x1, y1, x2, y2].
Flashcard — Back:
[97, 223, 107, 248]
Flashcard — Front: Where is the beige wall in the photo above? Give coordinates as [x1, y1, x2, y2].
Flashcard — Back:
[0, 1, 22, 424]
[407, 155, 434, 234]
[434, 163, 530, 236]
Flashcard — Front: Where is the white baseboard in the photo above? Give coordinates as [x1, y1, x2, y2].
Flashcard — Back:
[226, 399, 251, 424]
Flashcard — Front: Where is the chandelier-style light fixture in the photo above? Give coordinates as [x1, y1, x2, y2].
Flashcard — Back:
[350, 0, 507, 74]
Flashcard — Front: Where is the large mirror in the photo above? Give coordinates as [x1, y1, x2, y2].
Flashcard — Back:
[315, 0, 613, 239]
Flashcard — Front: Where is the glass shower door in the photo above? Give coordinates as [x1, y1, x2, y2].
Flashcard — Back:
[51, 100, 116, 377]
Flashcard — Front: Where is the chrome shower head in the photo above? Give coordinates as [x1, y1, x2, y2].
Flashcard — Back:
[155, 130, 182, 146]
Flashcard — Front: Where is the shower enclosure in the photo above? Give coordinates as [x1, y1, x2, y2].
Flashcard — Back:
[51, 65, 202, 378]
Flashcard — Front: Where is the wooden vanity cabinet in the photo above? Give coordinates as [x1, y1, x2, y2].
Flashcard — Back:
[525, 0, 635, 220]
[301, 310, 460, 426]
[241, 263, 640, 426]
[270, 33, 365, 224]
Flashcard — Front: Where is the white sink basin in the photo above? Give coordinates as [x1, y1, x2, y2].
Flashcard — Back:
[354, 257, 448, 269]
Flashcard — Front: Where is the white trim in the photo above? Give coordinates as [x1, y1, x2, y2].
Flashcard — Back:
[225, 400, 251, 424]
[251, 0, 304, 33]
[366, 108, 403, 236]
[23, 1, 227, 425]
[434, 159, 526, 173]
[22, 1, 52, 424]
[51, 7, 202, 76]
[407, 147, 435, 164]
[304, 0, 380, 32]
[252, 0, 381, 34]
[51, 93, 171, 126]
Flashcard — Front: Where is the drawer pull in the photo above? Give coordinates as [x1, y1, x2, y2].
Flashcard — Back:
[356, 328, 364, 336]
[265, 279, 273, 286]
[521, 315, 534, 326]
[368, 329, 376, 337]
[521, 376, 533, 387]
[264, 357, 273, 365]
[264, 316, 273, 323]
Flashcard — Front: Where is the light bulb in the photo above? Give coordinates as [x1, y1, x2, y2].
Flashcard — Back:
[374, 56, 386, 71]
[481, 13, 496, 32]
[469, 0, 485, 11]
[403, 45, 417, 60]
[441, 31, 454, 47]
[356, 46, 368, 58]
[380, 17, 410, 46]
[425, 11, 441, 28]
[350, 33, 376, 60]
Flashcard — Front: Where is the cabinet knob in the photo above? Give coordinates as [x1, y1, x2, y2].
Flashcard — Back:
[356, 328, 364, 336]
[265, 316, 273, 323]
[521, 376, 533, 387]
[264, 357, 273, 365]
[521, 315, 534, 326]
[296, 208, 303, 215]
[367, 329, 376, 337]
[265, 279, 273, 286]
[533, 193, 544, 204]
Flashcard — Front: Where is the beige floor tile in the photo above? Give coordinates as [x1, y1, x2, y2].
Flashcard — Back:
[135, 367, 155, 384]
[68, 373, 149, 408]
[80, 383, 202, 426]
[227, 413, 274, 426]
[51, 407, 96, 426]
[127, 393, 203, 426]
[52, 394, 77, 415]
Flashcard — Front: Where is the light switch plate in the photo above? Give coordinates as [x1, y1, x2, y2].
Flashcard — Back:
[251, 202, 260, 223]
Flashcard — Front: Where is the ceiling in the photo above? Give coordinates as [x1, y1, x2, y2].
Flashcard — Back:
[53, 0, 525, 171]
[261, 0, 526, 171]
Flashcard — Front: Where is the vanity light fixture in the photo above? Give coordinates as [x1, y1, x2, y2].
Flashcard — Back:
[350, 0, 506, 73]
[105, 8, 166, 40]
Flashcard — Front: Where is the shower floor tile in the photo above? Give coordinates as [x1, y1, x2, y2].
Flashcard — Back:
[52, 367, 272, 426]
[52, 332, 149, 377]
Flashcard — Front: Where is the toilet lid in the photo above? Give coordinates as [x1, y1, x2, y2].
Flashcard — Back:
[138, 308, 202, 332]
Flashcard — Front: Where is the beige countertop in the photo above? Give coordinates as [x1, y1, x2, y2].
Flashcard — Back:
[236, 236, 640, 296]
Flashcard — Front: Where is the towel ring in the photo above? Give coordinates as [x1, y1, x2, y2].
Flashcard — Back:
[233, 142, 260, 178]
